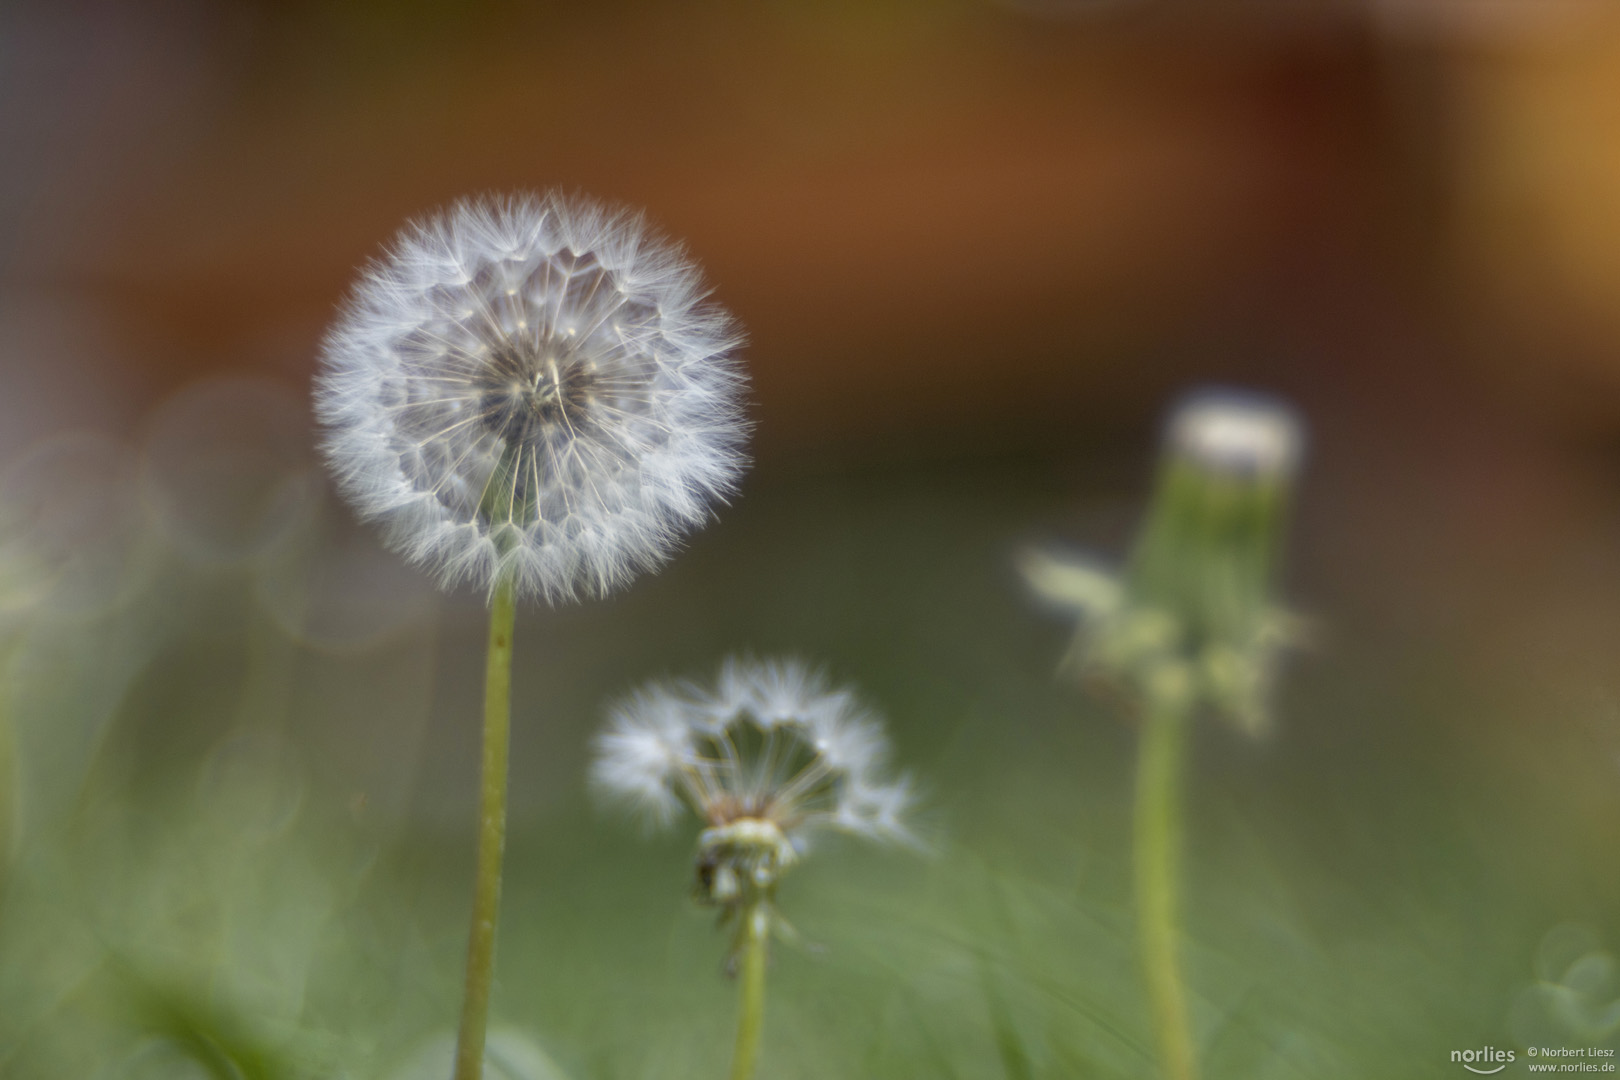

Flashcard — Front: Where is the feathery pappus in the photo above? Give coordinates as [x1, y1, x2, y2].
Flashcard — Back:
[316, 193, 749, 603]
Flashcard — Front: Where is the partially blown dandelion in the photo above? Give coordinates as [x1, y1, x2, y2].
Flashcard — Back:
[317, 192, 747, 603]
[315, 193, 748, 1080]
[592, 658, 914, 1080]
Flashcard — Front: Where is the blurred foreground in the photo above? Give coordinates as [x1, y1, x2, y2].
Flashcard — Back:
[1, 372, 1619, 1077]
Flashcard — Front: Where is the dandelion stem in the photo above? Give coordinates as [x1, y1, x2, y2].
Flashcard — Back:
[453, 575, 517, 1080]
[1133, 686, 1197, 1080]
[727, 901, 770, 1080]
[0, 691, 12, 881]
[0, 641, 20, 884]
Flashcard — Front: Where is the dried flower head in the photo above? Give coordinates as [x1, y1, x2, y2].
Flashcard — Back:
[316, 193, 748, 603]
[591, 658, 914, 912]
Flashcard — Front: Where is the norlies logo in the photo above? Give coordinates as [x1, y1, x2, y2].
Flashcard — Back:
[1452, 1046, 1516, 1074]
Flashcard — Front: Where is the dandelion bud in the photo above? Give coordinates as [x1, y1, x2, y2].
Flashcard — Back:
[1165, 392, 1301, 481]
[1130, 393, 1299, 650]
[1024, 390, 1304, 735]
[316, 193, 749, 603]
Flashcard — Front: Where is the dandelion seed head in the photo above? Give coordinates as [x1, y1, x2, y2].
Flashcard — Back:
[316, 192, 748, 604]
[591, 657, 915, 904]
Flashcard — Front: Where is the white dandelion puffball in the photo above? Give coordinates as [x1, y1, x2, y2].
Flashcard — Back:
[316, 193, 749, 603]
[591, 658, 915, 898]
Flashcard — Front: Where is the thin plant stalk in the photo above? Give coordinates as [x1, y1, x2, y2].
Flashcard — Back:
[0, 677, 12, 881]
[0, 640, 20, 886]
[453, 576, 518, 1080]
[1133, 687, 1197, 1080]
[728, 902, 771, 1080]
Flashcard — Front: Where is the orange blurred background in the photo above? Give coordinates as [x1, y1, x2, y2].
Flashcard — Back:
[7, 0, 1620, 717]
[5, 0, 1617, 447]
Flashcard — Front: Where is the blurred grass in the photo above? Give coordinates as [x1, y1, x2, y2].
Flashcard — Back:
[1, 433, 1617, 1078]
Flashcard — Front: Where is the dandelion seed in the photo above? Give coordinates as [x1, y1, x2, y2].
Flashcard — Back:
[592, 658, 916, 1080]
[316, 192, 748, 604]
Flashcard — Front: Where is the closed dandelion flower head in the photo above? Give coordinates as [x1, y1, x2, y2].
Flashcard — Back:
[1167, 391, 1302, 480]
[591, 658, 914, 907]
[316, 192, 748, 603]
[1024, 388, 1307, 736]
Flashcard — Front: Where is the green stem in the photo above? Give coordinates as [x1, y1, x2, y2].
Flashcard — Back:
[727, 902, 770, 1080]
[0, 640, 19, 887]
[1133, 689, 1197, 1080]
[453, 577, 518, 1080]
